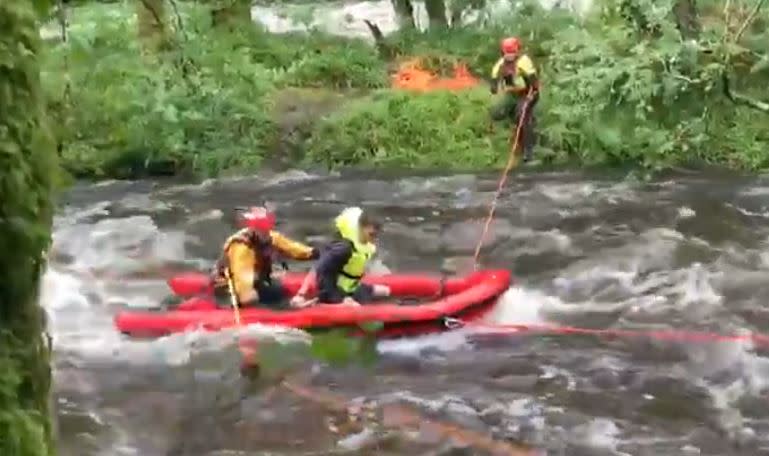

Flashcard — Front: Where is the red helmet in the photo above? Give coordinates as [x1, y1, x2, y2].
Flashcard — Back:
[237, 206, 276, 233]
[500, 37, 521, 55]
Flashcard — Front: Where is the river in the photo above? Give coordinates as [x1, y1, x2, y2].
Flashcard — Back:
[43, 168, 769, 455]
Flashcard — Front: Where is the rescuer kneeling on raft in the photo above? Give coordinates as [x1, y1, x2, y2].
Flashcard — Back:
[212, 206, 319, 307]
[291, 207, 390, 308]
[489, 36, 540, 163]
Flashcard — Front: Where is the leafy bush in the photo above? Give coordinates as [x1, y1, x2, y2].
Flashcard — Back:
[306, 88, 510, 169]
[43, 3, 394, 177]
[234, 27, 389, 89]
[44, 14, 278, 178]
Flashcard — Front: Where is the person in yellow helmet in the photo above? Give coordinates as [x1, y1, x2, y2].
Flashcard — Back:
[211, 206, 319, 308]
[490, 36, 540, 163]
[291, 207, 390, 307]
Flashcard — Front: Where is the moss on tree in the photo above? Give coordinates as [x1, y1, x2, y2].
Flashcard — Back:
[0, 0, 60, 454]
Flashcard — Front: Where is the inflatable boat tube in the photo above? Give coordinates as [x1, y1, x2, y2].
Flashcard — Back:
[114, 269, 512, 339]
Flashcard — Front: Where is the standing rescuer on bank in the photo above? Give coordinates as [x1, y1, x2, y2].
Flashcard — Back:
[489, 36, 540, 163]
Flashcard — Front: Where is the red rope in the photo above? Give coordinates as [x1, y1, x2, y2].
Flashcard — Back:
[472, 93, 532, 270]
[457, 320, 769, 347]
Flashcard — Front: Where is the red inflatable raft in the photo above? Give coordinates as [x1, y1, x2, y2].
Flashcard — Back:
[114, 269, 511, 338]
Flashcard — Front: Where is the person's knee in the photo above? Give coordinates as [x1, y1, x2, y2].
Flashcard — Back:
[318, 289, 344, 304]
[372, 284, 390, 297]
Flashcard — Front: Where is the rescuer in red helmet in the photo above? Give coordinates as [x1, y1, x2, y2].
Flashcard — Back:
[490, 36, 540, 163]
[211, 206, 319, 307]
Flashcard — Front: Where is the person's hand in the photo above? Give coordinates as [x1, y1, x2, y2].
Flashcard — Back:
[525, 89, 537, 102]
[341, 297, 361, 307]
[271, 270, 286, 280]
[290, 294, 310, 308]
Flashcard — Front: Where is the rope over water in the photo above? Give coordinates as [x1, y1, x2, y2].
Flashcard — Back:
[472, 91, 533, 269]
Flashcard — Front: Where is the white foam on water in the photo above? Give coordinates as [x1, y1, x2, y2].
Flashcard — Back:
[484, 286, 548, 325]
[250, 0, 595, 40]
[378, 285, 549, 356]
[377, 327, 473, 355]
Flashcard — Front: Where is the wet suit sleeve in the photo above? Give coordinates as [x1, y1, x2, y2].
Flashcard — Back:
[228, 243, 257, 304]
[315, 240, 353, 303]
[269, 231, 319, 260]
[489, 57, 504, 95]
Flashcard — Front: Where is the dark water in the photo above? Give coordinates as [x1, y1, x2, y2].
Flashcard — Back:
[45, 169, 769, 455]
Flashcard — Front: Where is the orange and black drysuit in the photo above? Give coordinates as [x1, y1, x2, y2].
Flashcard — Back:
[212, 228, 319, 307]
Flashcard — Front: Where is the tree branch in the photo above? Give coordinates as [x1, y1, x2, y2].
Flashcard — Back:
[138, 0, 165, 34]
[363, 19, 394, 59]
[167, 0, 187, 41]
[722, 72, 769, 113]
[734, 0, 767, 43]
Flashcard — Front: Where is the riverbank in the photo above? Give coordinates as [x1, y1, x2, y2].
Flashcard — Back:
[43, 0, 769, 179]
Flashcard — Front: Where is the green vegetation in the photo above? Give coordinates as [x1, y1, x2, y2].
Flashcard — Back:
[1, 0, 60, 454]
[43, 0, 769, 179]
[246, 323, 384, 385]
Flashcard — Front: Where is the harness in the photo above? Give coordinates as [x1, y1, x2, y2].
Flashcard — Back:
[212, 228, 274, 287]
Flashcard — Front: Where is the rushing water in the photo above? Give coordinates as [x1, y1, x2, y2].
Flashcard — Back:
[249, 0, 594, 38]
[44, 168, 769, 455]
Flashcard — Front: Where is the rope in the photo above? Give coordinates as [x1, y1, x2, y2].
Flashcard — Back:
[472, 91, 533, 269]
[224, 268, 242, 326]
[447, 318, 769, 347]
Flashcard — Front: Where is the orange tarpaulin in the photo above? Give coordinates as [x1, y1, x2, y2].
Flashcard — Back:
[391, 58, 480, 92]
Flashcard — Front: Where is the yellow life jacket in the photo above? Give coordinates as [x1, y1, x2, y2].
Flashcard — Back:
[334, 207, 376, 293]
[212, 228, 272, 287]
[491, 54, 537, 94]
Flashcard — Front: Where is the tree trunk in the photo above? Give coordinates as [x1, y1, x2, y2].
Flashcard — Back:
[0, 0, 59, 455]
[425, 0, 448, 28]
[136, 0, 169, 51]
[391, 0, 415, 29]
[673, 0, 700, 39]
[211, 0, 252, 29]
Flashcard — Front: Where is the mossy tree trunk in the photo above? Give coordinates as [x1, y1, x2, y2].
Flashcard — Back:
[391, 0, 415, 29]
[136, 0, 169, 51]
[0, 0, 60, 455]
[425, 0, 448, 28]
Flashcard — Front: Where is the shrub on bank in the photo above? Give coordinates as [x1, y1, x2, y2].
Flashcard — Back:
[235, 28, 388, 89]
[306, 88, 511, 169]
[43, 4, 391, 177]
[44, 13, 278, 178]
